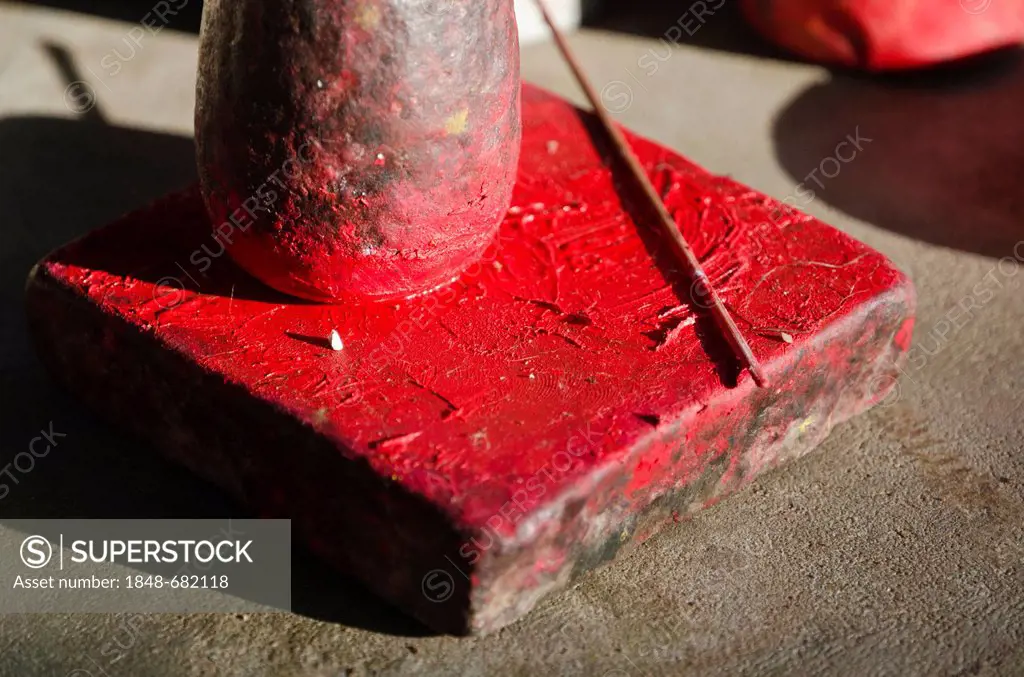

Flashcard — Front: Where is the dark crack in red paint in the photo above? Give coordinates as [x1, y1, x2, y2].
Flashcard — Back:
[27, 85, 914, 634]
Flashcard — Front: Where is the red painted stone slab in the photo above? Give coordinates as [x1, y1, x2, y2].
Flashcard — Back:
[26, 85, 914, 634]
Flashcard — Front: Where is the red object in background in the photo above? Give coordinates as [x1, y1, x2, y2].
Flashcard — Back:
[27, 85, 913, 634]
[741, 0, 1024, 70]
[195, 0, 521, 301]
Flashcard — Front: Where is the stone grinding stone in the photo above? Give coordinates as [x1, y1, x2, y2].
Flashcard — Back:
[25, 85, 915, 635]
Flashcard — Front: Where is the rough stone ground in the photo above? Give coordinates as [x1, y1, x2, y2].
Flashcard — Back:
[0, 3, 1021, 675]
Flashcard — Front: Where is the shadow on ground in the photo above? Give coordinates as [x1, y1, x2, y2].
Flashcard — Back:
[16, 0, 202, 33]
[584, 0, 792, 64]
[588, 0, 1024, 259]
[772, 49, 1024, 259]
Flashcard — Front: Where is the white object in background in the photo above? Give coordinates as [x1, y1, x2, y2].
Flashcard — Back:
[516, 0, 582, 44]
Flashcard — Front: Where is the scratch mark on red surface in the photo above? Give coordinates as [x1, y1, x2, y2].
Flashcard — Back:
[654, 316, 696, 351]
[369, 431, 423, 450]
[407, 373, 460, 417]
[436, 320, 460, 342]
[240, 305, 284, 332]
[515, 297, 564, 315]
[657, 304, 690, 320]
[542, 238, 561, 304]
[537, 328, 583, 349]
[507, 349, 562, 364]
[747, 254, 870, 297]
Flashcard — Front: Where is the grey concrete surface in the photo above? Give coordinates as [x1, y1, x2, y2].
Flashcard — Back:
[1, 2, 1022, 675]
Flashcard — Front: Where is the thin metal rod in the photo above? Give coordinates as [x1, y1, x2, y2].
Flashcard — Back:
[532, 0, 768, 388]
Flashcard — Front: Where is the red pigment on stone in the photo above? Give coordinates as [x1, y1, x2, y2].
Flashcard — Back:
[27, 85, 914, 634]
